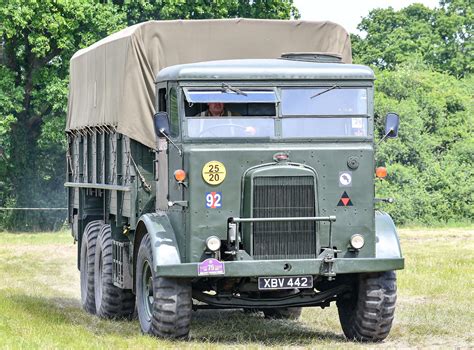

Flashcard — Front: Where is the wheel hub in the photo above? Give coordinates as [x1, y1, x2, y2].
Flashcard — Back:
[141, 260, 154, 321]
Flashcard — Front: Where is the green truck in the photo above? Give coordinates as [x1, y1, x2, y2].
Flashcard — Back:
[66, 19, 403, 341]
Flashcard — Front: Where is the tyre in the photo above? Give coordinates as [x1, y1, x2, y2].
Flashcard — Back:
[136, 233, 192, 338]
[94, 224, 135, 319]
[80, 220, 103, 314]
[261, 290, 302, 320]
[337, 271, 397, 342]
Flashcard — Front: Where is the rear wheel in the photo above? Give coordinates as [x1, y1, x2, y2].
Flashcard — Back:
[80, 220, 102, 314]
[263, 307, 302, 320]
[94, 224, 135, 319]
[136, 233, 192, 338]
[337, 271, 397, 342]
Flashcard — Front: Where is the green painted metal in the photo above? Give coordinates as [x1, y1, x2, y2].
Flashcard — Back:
[183, 143, 376, 263]
[64, 182, 131, 192]
[67, 130, 156, 270]
[68, 57, 403, 290]
[157, 59, 375, 82]
[136, 213, 182, 266]
[155, 257, 404, 277]
[375, 211, 403, 258]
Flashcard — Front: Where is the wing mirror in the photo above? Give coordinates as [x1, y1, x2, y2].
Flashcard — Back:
[153, 111, 182, 156]
[378, 112, 400, 144]
[384, 112, 399, 138]
[153, 112, 170, 137]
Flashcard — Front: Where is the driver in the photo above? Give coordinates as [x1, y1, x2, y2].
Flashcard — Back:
[197, 102, 238, 117]
[196, 102, 256, 135]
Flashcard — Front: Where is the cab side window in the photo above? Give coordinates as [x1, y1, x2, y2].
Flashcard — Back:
[158, 88, 166, 112]
[169, 88, 179, 137]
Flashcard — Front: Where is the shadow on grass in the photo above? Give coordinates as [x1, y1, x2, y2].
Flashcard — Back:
[7, 294, 345, 346]
[189, 309, 345, 345]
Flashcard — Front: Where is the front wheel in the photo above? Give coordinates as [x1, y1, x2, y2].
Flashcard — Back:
[136, 233, 192, 339]
[337, 271, 397, 342]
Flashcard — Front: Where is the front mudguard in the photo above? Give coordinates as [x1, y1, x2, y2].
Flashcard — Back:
[375, 211, 403, 259]
[134, 212, 181, 284]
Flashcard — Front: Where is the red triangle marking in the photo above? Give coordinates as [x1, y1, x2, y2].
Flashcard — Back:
[341, 198, 350, 206]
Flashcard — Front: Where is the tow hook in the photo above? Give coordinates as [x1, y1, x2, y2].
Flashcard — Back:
[320, 248, 342, 281]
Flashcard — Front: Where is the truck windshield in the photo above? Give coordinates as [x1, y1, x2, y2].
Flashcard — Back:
[280, 87, 368, 138]
[182, 87, 370, 139]
[184, 88, 276, 138]
[281, 88, 367, 115]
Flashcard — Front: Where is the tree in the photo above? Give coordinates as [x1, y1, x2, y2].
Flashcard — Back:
[0, 1, 125, 230]
[350, 0, 473, 224]
[351, 0, 473, 77]
[114, 0, 299, 25]
[374, 62, 473, 224]
[0, 0, 299, 230]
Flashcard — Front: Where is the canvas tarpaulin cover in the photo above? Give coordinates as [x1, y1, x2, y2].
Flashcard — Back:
[67, 19, 352, 148]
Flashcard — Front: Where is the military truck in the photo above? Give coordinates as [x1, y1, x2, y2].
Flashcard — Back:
[66, 19, 403, 341]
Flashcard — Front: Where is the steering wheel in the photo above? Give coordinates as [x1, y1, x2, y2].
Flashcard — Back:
[198, 123, 249, 137]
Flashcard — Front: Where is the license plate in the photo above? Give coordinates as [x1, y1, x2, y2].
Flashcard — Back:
[258, 276, 313, 290]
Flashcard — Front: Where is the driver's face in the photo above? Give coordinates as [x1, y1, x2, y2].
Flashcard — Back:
[208, 103, 225, 116]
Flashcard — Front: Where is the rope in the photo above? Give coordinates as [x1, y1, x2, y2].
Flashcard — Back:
[129, 153, 152, 193]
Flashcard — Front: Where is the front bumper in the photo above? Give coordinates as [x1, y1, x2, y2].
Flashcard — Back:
[156, 257, 404, 278]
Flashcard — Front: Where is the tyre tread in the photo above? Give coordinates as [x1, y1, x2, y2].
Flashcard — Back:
[95, 225, 135, 319]
[80, 220, 103, 314]
[137, 234, 192, 339]
[337, 271, 397, 342]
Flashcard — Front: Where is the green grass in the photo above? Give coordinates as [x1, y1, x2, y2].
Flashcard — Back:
[0, 228, 473, 349]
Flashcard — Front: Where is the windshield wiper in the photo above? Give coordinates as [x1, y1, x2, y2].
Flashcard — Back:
[310, 85, 339, 99]
[222, 83, 247, 96]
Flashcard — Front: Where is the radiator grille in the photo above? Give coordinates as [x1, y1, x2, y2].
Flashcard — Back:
[252, 176, 316, 260]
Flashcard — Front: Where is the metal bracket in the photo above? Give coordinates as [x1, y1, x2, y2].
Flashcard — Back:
[226, 216, 337, 258]
[167, 200, 188, 208]
[318, 248, 342, 280]
[192, 284, 349, 309]
[374, 197, 395, 204]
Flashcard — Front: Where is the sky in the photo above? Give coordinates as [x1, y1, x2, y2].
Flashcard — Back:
[293, 0, 440, 34]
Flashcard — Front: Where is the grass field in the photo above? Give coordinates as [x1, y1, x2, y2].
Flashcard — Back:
[0, 227, 473, 349]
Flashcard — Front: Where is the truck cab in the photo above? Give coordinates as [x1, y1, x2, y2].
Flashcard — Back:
[132, 57, 403, 338]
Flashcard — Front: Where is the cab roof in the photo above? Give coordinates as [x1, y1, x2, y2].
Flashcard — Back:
[157, 59, 375, 82]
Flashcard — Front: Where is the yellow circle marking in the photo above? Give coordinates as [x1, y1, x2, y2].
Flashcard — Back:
[202, 161, 226, 185]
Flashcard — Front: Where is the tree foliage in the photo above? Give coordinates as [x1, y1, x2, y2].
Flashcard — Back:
[0, 0, 298, 230]
[115, 0, 299, 24]
[351, 0, 473, 77]
[374, 62, 473, 224]
[0, 1, 125, 230]
[351, 1, 473, 224]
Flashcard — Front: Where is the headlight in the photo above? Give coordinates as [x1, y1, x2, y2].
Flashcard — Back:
[206, 236, 221, 252]
[350, 234, 365, 250]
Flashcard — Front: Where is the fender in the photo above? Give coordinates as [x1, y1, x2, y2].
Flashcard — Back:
[375, 211, 403, 259]
[134, 212, 181, 273]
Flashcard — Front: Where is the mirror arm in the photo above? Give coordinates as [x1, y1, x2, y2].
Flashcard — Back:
[159, 128, 182, 157]
[377, 128, 393, 146]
